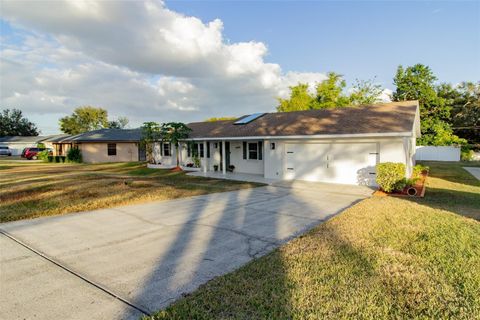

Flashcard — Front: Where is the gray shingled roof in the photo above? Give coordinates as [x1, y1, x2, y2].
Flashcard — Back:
[0, 134, 66, 143]
[187, 101, 419, 139]
[43, 134, 72, 142]
[55, 128, 143, 143]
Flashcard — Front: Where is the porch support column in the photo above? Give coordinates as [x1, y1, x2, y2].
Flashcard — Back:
[177, 142, 182, 167]
[203, 140, 207, 173]
[221, 140, 226, 175]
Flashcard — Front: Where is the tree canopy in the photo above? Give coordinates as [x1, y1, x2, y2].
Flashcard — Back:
[59, 106, 129, 134]
[437, 82, 480, 144]
[0, 108, 39, 136]
[349, 79, 384, 106]
[140, 122, 162, 164]
[277, 72, 384, 112]
[205, 117, 237, 122]
[60, 106, 108, 134]
[160, 122, 192, 167]
[108, 116, 129, 129]
[312, 72, 350, 109]
[277, 83, 315, 112]
[392, 64, 464, 146]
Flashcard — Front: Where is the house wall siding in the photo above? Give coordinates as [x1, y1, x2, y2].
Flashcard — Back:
[80, 142, 138, 163]
[228, 141, 264, 175]
[153, 135, 414, 184]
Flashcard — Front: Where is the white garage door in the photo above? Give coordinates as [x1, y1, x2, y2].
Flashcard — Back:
[284, 143, 378, 185]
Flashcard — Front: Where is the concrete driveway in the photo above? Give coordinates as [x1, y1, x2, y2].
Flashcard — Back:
[1, 183, 372, 320]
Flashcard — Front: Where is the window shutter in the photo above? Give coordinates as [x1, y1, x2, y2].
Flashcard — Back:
[160, 142, 163, 155]
[187, 143, 191, 157]
[243, 141, 247, 159]
[258, 141, 263, 160]
[207, 142, 210, 158]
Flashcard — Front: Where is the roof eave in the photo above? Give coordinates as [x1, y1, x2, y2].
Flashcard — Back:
[185, 132, 415, 141]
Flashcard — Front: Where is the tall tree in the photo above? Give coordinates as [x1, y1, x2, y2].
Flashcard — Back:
[311, 72, 350, 109]
[349, 78, 384, 105]
[140, 122, 162, 164]
[108, 116, 129, 129]
[392, 64, 464, 146]
[59, 106, 109, 134]
[277, 83, 315, 112]
[0, 109, 39, 136]
[277, 73, 384, 112]
[160, 122, 192, 169]
[437, 82, 480, 144]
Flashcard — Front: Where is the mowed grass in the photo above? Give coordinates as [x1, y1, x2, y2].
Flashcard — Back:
[0, 161, 261, 223]
[147, 161, 480, 319]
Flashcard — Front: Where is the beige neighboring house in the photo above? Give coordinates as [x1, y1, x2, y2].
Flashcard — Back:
[154, 101, 421, 186]
[51, 129, 145, 163]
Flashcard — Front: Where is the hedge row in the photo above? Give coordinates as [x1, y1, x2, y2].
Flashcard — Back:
[47, 156, 67, 163]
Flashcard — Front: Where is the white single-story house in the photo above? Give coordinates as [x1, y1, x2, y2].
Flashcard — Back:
[154, 101, 421, 186]
[51, 129, 145, 163]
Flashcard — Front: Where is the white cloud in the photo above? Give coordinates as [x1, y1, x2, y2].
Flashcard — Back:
[0, 0, 327, 134]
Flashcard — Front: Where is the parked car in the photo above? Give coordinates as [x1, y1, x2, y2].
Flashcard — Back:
[21, 147, 52, 160]
[0, 146, 12, 156]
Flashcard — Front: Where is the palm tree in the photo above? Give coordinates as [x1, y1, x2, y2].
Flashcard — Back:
[160, 122, 192, 169]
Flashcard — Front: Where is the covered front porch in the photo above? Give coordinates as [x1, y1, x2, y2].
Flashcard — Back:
[154, 139, 266, 176]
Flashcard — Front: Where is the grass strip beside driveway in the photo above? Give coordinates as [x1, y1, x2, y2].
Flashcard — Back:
[146, 161, 480, 319]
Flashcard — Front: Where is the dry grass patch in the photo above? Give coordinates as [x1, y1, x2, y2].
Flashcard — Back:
[0, 161, 261, 222]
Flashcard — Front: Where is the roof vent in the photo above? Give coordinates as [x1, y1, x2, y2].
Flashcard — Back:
[234, 113, 265, 125]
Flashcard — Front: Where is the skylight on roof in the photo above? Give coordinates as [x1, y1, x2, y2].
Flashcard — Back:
[234, 113, 265, 125]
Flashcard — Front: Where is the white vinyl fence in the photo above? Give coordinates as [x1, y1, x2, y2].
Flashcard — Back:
[415, 146, 460, 161]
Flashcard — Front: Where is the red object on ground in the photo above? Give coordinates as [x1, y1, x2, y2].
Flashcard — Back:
[22, 147, 44, 160]
[170, 166, 183, 172]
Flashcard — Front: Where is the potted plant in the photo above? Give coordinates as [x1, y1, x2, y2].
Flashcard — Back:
[213, 164, 219, 171]
[227, 165, 235, 172]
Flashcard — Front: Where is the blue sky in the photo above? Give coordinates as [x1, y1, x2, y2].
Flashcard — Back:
[167, 0, 480, 86]
[1, 0, 479, 134]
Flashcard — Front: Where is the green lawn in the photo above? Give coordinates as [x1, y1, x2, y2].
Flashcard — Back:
[146, 161, 480, 319]
[0, 161, 261, 223]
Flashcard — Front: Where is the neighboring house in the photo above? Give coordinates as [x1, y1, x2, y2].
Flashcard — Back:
[0, 135, 65, 155]
[51, 129, 145, 163]
[154, 101, 420, 186]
